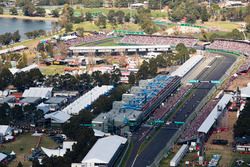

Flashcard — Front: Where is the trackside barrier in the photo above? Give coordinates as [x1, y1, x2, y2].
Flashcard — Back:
[206, 48, 241, 56]
[150, 53, 240, 167]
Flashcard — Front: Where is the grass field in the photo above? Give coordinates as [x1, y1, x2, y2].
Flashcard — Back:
[40, 65, 66, 75]
[74, 21, 141, 32]
[0, 133, 57, 167]
[199, 21, 241, 31]
[74, 8, 167, 18]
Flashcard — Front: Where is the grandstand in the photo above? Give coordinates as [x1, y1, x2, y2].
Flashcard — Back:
[206, 39, 250, 56]
[120, 35, 198, 47]
[92, 75, 181, 134]
[179, 94, 233, 143]
[69, 45, 171, 54]
[0, 45, 28, 55]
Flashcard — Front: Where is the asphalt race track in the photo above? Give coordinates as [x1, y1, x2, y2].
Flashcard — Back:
[128, 54, 236, 167]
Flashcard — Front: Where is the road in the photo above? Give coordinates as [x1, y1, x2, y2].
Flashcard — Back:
[126, 54, 236, 167]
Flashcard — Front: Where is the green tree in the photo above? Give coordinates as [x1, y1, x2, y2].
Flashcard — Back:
[22, 1, 35, 16]
[1, 32, 12, 45]
[51, 9, 60, 17]
[16, 162, 23, 167]
[128, 71, 136, 85]
[10, 7, 18, 15]
[96, 14, 107, 28]
[65, 23, 73, 33]
[0, 68, 14, 90]
[245, 15, 250, 33]
[76, 27, 84, 37]
[137, 60, 149, 80]
[0, 7, 3, 14]
[85, 12, 93, 21]
[201, 6, 209, 22]
[12, 31, 21, 43]
[35, 7, 46, 17]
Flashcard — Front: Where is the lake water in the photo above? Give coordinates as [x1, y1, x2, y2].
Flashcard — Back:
[0, 18, 52, 40]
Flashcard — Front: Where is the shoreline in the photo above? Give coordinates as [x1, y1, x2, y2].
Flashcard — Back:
[0, 14, 58, 22]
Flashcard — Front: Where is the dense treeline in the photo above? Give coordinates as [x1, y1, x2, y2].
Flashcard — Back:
[0, 31, 21, 45]
[234, 100, 250, 137]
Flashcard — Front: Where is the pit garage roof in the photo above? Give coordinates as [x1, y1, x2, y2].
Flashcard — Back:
[170, 55, 203, 77]
[198, 94, 233, 134]
[81, 135, 127, 164]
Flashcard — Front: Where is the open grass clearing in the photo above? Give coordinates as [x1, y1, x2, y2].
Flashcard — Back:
[74, 8, 167, 18]
[199, 21, 241, 31]
[0, 133, 57, 167]
[40, 65, 66, 75]
[74, 21, 141, 32]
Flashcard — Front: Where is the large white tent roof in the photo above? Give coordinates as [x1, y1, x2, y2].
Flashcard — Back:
[62, 85, 113, 115]
[171, 55, 203, 77]
[198, 94, 233, 134]
[81, 135, 127, 164]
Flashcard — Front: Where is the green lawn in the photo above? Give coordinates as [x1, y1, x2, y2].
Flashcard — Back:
[74, 8, 167, 18]
[74, 21, 141, 32]
[199, 21, 241, 31]
[40, 65, 66, 76]
[0, 133, 58, 167]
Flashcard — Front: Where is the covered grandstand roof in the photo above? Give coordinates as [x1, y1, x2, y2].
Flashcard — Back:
[81, 135, 127, 164]
[69, 45, 171, 53]
[22, 87, 53, 99]
[62, 85, 113, 115]
[0, 45, 28, 55]
[198, 94, 233, 134]
[170, 55, 203, 77]
[44, 111, 71, 124]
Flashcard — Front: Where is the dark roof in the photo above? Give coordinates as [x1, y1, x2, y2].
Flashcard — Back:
[45, 97, 67, 104]
[20, 97, 42, 104]
[0, 96, 16, 104]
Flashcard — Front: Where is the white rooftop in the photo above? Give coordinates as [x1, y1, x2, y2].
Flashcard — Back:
[171, 55, 203, 77]
[41, 147, 67, 157]
[9, 64, 38, 75]
[240, 86, 250, 98]
[0, 125, 12, 136]
[44, 111, 71, 124]
[81, 135, 127, 164]
[22, 87, 53, 99]
[0, 153, 7, 162]
[62, 85, 113, 115]
[198, 94, 233, 133]
[0, 45, 27, 55]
